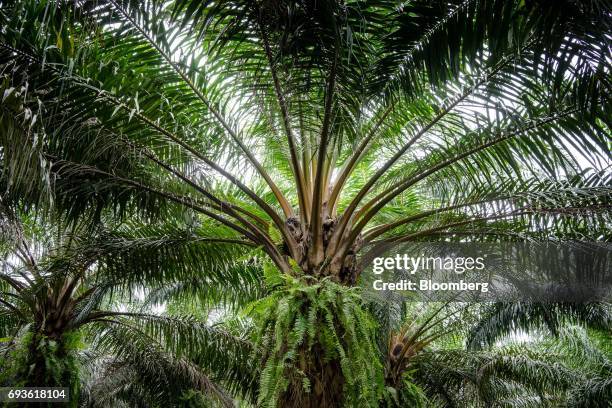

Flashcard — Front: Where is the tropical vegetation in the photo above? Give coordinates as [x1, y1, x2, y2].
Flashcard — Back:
[0, 0, 610, 406]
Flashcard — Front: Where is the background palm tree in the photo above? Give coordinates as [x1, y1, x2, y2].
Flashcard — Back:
[372, 298, 612, 406]
[0, 206, 256, 407]
[0, 0, 610, 406]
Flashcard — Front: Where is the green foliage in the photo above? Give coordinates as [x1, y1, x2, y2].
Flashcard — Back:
[178, 389, 212, 408]
[468, 302, 612, 349]
[0, 329, 81, 408]
[382, 372, 429, 408]
[87, 320, 238, 408]
[0, 210, 253, 407]
[540, 327, 612, 407]
[249, 275, 385, 407]
[0, 0, 610, 406]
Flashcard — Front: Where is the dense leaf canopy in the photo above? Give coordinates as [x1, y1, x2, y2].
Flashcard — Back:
[0, 0, 610, 406]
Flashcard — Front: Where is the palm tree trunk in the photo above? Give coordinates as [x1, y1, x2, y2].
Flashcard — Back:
[279, 345, 345, 408]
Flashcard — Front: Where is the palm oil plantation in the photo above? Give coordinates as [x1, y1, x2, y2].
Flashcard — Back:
[0, 0, 611, 407]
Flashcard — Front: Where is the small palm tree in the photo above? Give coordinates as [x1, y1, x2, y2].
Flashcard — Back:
[1, 0, 610, 406]
[0, 206, 255, 407]
[375, 300, 612, 406]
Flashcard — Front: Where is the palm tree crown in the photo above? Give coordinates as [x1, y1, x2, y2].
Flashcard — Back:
[0, 0, 610, 406]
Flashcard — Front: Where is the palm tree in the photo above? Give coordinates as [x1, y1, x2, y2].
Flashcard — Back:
[0, 205, 257, 407]
[374, 299, 612, 406]
[1, 0, 610, 406]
